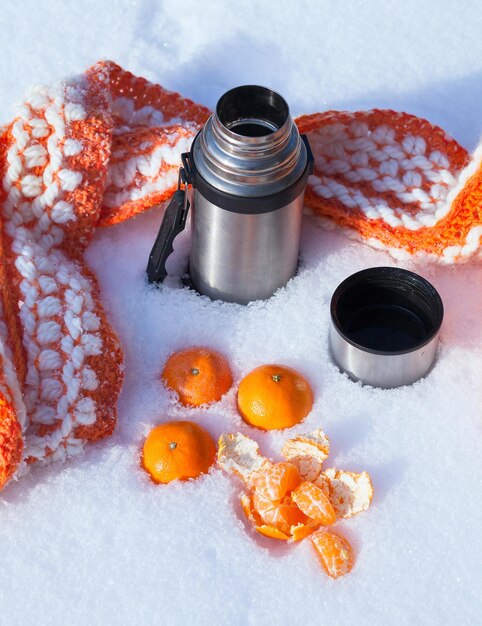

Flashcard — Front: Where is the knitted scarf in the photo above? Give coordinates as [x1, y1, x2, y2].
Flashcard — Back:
[0, 60, 480, 489]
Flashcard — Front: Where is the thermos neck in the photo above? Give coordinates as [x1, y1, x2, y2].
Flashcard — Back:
[192, 85, 307, 197]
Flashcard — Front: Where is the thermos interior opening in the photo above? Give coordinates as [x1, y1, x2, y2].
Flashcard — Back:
[331, 268, 444, 354]
[216, 85, 289, 137]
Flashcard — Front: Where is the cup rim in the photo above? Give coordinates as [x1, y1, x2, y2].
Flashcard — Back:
[330, 266, 444, 357]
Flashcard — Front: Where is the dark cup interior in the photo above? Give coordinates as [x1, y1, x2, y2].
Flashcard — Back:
[216, 85, 289, 137]
[331, 267, 444, 354]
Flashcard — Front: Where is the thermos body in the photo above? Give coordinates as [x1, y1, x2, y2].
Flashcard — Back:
[190, 189, 304, 304]
[188, 85, 313, 304]
[147, 84, 313, 305]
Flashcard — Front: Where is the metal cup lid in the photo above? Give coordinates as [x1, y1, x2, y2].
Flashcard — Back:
[329, 267, 444, 388]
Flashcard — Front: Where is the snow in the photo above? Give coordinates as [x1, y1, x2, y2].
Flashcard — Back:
[1, 1, 482, 624]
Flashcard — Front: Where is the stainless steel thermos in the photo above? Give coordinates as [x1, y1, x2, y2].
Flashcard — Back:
[147, 85, 313, 304]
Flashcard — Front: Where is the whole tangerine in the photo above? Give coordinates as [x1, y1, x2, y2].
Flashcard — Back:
[161, 347, 233, 407]
[141, 420, 216, 484]
[237, 364, 314, 430]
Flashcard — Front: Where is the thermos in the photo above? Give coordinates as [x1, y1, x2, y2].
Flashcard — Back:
[147, 85, 313, 304]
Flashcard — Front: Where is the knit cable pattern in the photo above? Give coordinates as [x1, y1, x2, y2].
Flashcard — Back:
[297, 110, 480, 261]
[0, 61, 209, 488]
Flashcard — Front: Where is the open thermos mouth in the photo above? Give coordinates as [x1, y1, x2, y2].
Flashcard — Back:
[330, 267, 444, 388]
[191, 84, 310, 200]
[216, 85, 289, 137]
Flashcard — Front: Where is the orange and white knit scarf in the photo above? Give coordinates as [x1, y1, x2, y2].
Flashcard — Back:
[0, 60, 480, 489]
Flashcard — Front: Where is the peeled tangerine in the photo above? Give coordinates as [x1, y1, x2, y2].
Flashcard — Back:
[239, 461, 323, 541]
[311, 530, 355, 579]
[217, 428, 373, 578]
[252, 491, 307, 535]
[241, 491, 315, 542]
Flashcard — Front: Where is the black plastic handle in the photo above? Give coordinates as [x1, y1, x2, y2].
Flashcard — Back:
[146, 188, 190, 283]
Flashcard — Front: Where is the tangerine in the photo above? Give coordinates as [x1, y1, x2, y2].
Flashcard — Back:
[237, 364, 313, 430]
[311, 530, 355, 578]
[161, 347, 233, 407]
[141, 420, 216, 484]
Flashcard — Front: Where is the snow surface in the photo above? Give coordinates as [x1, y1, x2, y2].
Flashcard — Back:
[1, 1, 482, 624]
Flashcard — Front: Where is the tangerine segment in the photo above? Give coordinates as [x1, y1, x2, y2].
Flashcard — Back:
[142, 420, 216, 484]
[255, 525, 290, 541]
[217, 432, 271, 486]
[292, 481, 336, 525]
[311, 530, 355, 579]
[161, 347, 233, 407]
[282, 428, 330, 481]
[315, 469, 374, 519]
[237, 364, 314, 430]
[290, 522, 319, 542]
[252, 491, 282, 519]
[252, 492, 307, 535]
[254, 462, 301, 501]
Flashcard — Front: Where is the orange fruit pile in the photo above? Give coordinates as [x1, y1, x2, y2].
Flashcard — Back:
[237, 364, 313, 430]
[142, 420, 216, 484]
[149, 347, 373, 579]
[161, 347, 233, 407]
[218, 429, 373, 579]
